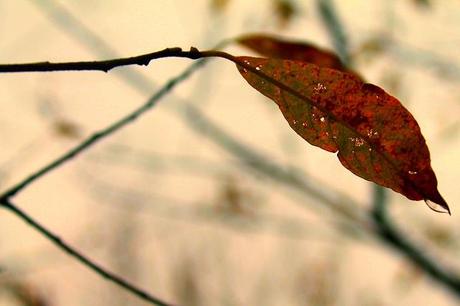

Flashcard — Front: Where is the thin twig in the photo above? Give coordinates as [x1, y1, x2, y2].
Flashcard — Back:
[0, 199, 176, 306]
[0, 59, 207, 199]
[0, 58, 210, 306]
[0, 48, 229, 73]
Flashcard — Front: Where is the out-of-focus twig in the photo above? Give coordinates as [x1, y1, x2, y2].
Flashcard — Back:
[316, 0, 351, 65]
[31, 0, 154, 91]
[183, 104, 370, 233]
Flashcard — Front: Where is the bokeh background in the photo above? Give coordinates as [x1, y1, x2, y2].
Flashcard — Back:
[0, 0, 459, 305]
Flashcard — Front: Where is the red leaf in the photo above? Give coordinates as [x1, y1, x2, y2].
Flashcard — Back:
[235, 56, 449, 213]
[237, 34, 354, 75]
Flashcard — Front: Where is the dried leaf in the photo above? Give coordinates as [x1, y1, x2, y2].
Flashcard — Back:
[237, 34, 353, 75]
[235, 56, 449, 213]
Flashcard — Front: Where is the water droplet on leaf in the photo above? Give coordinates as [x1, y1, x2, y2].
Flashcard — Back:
[313, 82, 327, 93]
[354, 138, 365, 146]
[424, 199, 451, 215]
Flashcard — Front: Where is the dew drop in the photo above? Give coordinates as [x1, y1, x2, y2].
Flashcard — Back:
[256, 66, 261, 71]
[292, 120, 298, 125]
[354, 138, 365, 146]
[368, 148, 372, 152]
[408, 170, 418, 175]
[367, 129, 379, 138]
[320, 117, 326, 122]
[424, 199, 451, 214]
[313, 83, 327, 92]
[302, 122, 308, 127]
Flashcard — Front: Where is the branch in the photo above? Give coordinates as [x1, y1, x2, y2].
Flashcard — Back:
[0, 59, 207, 199]
[372, 203, 460, 296]
[0, 48, 232, 73]
[183, 104, 370, 233]
[317, 0, 351, 65]
[7, 0, 459, 301]
[0, 199, 176, 306]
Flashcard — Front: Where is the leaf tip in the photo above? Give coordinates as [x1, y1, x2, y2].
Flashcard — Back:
[424, 194, 450, 215]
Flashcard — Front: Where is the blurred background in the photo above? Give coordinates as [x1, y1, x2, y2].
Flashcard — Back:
[0, 0, 459, 305]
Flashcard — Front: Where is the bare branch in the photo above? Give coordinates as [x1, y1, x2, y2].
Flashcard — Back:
[0, 199, 177, 306]
[0, 48, 217, 73]
[0, 59, 207, 199]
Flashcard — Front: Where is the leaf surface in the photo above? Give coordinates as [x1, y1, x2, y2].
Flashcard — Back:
[235, 56, 449, 213]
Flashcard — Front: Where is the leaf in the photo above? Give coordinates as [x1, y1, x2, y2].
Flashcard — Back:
[237, 33, 354, 75]
[234, 56, 449, 213]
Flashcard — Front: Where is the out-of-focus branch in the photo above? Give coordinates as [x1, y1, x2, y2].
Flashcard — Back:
[371, 199, 460, 297]
[316, 0, 388, 216]
[183, 104, 369, 234]
[31, 0, 154, 91]
[317, 0, 351, 65]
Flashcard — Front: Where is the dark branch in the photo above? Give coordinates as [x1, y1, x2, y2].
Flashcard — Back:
[0, 199, 176, 306]
[0, 53, 212, 306]
[0, 48, 229, 73]
[0, 59, 208, 199]
[372, 205, 460, 296]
